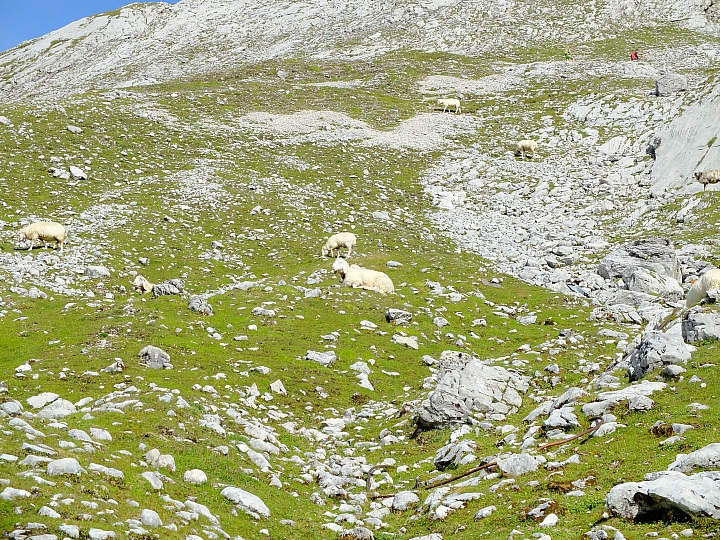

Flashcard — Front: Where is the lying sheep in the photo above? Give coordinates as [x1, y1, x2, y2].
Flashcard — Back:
[685, 268, 720, 307]
[332, 258, 394, 294]
[322, 232, 357, 258]
[133, 275, 154, 294]
[16, 221, 66, 251]
[515, 139, 538, 159]
[694, 169, 720, 191]
[437, 98, 462, 113]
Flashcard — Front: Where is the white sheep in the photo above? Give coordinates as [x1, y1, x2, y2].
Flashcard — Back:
[332, 258, 394, 294]
[694, 170, 720, 191]
[515, 139, 538, 159]
[685, 268, 720, 307]
[437, 98, 462, 113]
[133, 274, 154, 294]
[322, 232, 357, 258]
[16, 221, 66, 251]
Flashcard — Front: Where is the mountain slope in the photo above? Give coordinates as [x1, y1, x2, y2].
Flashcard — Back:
[1, 0, 718, 103]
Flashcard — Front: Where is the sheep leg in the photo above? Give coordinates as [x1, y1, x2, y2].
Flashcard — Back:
[346, 245, 352, 258]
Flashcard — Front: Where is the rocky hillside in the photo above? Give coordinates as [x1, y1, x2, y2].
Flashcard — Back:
[2, 1, 720, 540]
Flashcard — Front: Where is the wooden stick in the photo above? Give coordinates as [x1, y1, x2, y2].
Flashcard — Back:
[537, 418, 605, 450]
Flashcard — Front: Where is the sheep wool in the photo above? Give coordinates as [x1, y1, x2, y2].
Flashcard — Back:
[133, 274, 155, 294]
[694, 170, 720, 191]
[515, 139, 538, 158]
[332, 258, 394, 294]
[437, 98, 461, 113]
[685, 268, 720, 307]
[321, 232, 357, 258]
[16, 221, 66, 251]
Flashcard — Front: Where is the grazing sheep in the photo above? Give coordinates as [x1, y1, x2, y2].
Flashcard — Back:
[437, 98, 462, 113]
[16, 221, 65, 251]
[332, 258, 394, 294]
[322, 232, 357, 258]
[685, 268, 720, 307]
[694, 170, 720, 191]
[515, 139, 538, 159]
[133, 275, 154, 294]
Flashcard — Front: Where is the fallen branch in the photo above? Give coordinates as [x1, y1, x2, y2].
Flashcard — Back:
[537, 417, 605, 450]
[366, 461, 499, 500]
[422, 461, 498, 490]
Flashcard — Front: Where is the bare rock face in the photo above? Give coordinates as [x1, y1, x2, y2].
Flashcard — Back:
[606, 471, 720, 521]
[416, 351, 530, 429]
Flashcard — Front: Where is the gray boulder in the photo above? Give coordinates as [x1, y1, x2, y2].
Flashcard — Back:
[85, 265, 110, 278]
[497, 453, 546, 477]
[47, 457, 84, 476]
[682, 306, 720, 342]
[138, 345, 172, 369]
[385, 308, 412, 325]
[625, 267, 684, 301]
[668, 443, 720, 473]
[434, 440, 476, 470]
[392, 491, 420, 512]
[220, 486, 270, 519]
[606, 471, 720, 521]
[417, 352, 530, 429]
[626, 329, 691, 381]
[152, 278, 184, 297]
[188, 295, 213, 316]
[655, 73, 688, 96]
[338, 527, 375, 540]
[597, 238, 680, 283]
[306, 350, 336, 366]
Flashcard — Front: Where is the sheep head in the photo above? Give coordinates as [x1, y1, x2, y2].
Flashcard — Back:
[332, 258, 349, 279]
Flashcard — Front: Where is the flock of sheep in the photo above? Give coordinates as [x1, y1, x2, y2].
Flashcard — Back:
[10, 99, 720, 301]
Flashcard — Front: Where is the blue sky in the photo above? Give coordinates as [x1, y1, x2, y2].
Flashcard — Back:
[0, 1, 180, 53]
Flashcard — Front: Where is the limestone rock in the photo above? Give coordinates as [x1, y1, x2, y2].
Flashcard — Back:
[682, 306, 720, 342]
[220, 486, 270, 519]
[606, 471, 720, 521]
[597, 237, 681, 283]
[626, 329, 690, 381]
[188, 295, 213, 315]
[417, 352, 530, 429]
[668, 443, 720, 473]
[655, 73, 688, 96]
[138, 345, 172, 369]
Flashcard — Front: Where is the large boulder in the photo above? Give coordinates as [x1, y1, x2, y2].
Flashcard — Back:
[681, 306, 720, 342]
[152, 278, 184, 297]
[655, 73, 688, 96]
[416, 351, 530, 429]
[625, 267, 684, 301]
[626, 328, 691, 381]
[220, 486, 270, 519]
[138, 345, 172, 369]
[606, 471, 720, 521]
[668, 443, 720, 473]
[597, 238, 681, 283]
